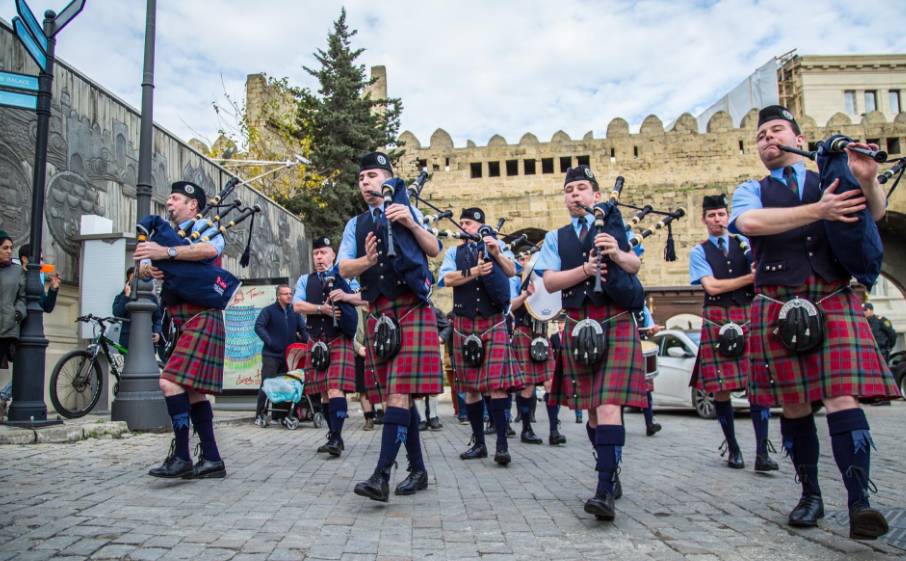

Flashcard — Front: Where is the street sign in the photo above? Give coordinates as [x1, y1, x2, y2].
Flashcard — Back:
[0, 70, 38, 91]
[15, 0, 46, 52]
[50, 0, 86, 37]
[0, 89, 37, 110]
[12, 16, 46, 70]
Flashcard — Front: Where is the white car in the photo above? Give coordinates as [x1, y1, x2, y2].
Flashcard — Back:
[649, 329, 750, 418]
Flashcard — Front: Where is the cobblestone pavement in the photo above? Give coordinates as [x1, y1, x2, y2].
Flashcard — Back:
[1, 402, 905, 561]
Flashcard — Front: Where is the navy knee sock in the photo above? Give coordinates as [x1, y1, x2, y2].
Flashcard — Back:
[482, 395, 492, 423]
[189, 400, 220, 462]
[714, 400, 739, 452]
[544, 393, 560, 431]
[466, 400, 486, 446]
[329, 397, 347, 441]
[827, 409, 874, 508]
[323, 401, 333, 434]
[165, 393, 192, 461]
[404, 405, 426, 472]
[375, 406, 410, 480]
[585, 421, 595, 446]
[516, 395, 532, 432]
[594, 425, 625, 496]
[643, 391, 655, 426]
[750, 404, 771, 455]
[489, 398, 509, 452]
[780, 414, 821, 497]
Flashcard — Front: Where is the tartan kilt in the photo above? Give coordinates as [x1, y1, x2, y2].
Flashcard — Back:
[161, 303, 225, 395]
[303, 335, 356, 395]
[645, 377, 655, 393]
[551, 304, 647, 410]
[363, 293, 443, 401]
[512, 325, 554, 386]
[748, 276, 900, 407]
[452, 313, 524, 394]
[691, 305, 751, 393]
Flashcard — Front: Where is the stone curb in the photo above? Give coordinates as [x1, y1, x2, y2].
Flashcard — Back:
[0, 421, 130, 445]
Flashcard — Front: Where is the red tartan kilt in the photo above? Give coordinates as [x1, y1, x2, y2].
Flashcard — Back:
[161, 303, 225, 395]
[362, 293, 443, 401]
[748, 277, 900, 407]
[512, 325, 553, 386]
[645, 377, 654, 392]
[552, 304, 647, 410]
[303, 336, 356, 395]
[691, 305, 750, 393]
[452, 314, 524, 393]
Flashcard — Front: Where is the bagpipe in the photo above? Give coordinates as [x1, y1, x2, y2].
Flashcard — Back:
[321, 266, 358, 339]
[136, 181, 261, 310]
[780, 135, 886, 288]
[367, 175, 434, 302]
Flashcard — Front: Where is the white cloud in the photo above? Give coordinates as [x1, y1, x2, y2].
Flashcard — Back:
[2, 0, 904, 148]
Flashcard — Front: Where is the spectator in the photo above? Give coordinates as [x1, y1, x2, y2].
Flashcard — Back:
[253, 284, 306, 426]
[112, 267, 163, 350]
[0, 231, 25, 371]
[864, 302, 897, 365]
[17, 243, 59, 313]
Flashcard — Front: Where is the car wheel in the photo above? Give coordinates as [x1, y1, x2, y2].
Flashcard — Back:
[898, 370, 906, 399]
[692, 388, 716, 419]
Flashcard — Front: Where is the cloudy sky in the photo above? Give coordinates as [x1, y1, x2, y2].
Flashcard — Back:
[3, 1, 904, 149]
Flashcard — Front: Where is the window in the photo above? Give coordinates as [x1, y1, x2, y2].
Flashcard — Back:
[867, 138, 880, 148]
[844, 90, 856, 114]
[444, 157, 450, 172]
[417, 159, 427, 170]
[488, 161, 501, 177]
[738, 140, 745, 154]
[505, 159, 519, 176]
[524, 159, 536, 175]
[887, 137, 901, 155]
[865, 90, 878, 113]
[633, 146, 639, 159]
[610, 147, 616, 162]
[576, 155, 590, 166]
[432, 163, 440, 171]
[541, 158, 554, 174]
[890, 90, 901, 115]
[470, 162, 482, 178]
[559, 156, 571, 172]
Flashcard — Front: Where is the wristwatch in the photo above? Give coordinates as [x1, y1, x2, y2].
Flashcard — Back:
[166, 246, 177, 260]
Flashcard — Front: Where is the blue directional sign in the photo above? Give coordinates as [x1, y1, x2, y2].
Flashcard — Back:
[0, 70, 38, 91]
[16, 0, 47, 52]
[12, 16, 46, 70]
[0, 89, 37, 110]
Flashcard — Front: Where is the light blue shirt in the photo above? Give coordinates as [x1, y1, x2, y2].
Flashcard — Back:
[336, 203, 429, 265]
[640, 305, 654, 328]
[534, 213, 594, 276]
[436, 243, 516, 288]
[180, 219, 225, 257]
[292, 265, 360, 304]
[688, 234, 751, 285]
[728, 162, 807, 233]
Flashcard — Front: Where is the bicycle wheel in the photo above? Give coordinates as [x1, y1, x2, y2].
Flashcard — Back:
[50, 350, 104, 419]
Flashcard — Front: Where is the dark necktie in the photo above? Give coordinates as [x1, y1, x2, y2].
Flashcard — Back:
[717, 237, 728, 258]
[577, 218, 589, 243]
[372, 207, 382, 225]
[784, 166, 799, 196]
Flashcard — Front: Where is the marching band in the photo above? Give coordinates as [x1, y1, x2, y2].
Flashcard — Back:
[137, 105, 900, 540]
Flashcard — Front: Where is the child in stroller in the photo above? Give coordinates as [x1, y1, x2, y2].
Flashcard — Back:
[260, 343, 325, 430]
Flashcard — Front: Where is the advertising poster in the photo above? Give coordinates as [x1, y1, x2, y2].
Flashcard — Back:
[222, 278, 287, 393]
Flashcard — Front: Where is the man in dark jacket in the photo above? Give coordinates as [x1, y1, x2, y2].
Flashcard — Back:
[112, 267, 163, 349]
[864, 303, 897, 364]
[17, 244, 59, 313]
[253, 284, 307, 425]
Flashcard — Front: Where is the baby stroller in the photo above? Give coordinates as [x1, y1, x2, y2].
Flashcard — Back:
[261, 343, 324, 430]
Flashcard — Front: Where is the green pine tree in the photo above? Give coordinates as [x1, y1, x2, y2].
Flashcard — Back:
[280, 8, 403, 242]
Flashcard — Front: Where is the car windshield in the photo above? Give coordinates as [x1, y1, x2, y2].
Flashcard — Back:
[685, 331, 701, 346]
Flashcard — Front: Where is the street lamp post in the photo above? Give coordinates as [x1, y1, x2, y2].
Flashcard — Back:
[110, 0, 168, 429]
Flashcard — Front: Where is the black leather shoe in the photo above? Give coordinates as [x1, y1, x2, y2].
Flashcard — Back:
[354, 472, 389, 502]
[549, 430, 567, 446]
[584, 492, 616, 521]
[460, 442, 488, 460]
[645, 422, 662, 436]
[849, 503, 889, 540]
[317, 432, 333, 453]
[187, 456, 226, 479]
[428, 417, 442, 431]
[325, 439, 343, 457]
[484, 421, 495, 435]
[418, 420, 428, 431]
[754, 453, 779, 472]
[521, 427, 543, 444]
[148, 441, 194, 479]
[613, 474, 623, 500]
[726, 449, 745, 469]
[788, 494, 824, 527]
[395, 469, 428, 495]
[506, 424, 516, 438]
[494, 449, 511, 466]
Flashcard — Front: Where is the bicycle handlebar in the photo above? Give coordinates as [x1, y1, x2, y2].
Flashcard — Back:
[75, 314, 130, 324]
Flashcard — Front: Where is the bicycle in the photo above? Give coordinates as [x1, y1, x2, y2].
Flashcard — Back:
[49, 314, 129, 419]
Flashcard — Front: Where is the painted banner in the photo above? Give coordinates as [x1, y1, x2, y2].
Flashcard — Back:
[222, 281, 281, 392]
